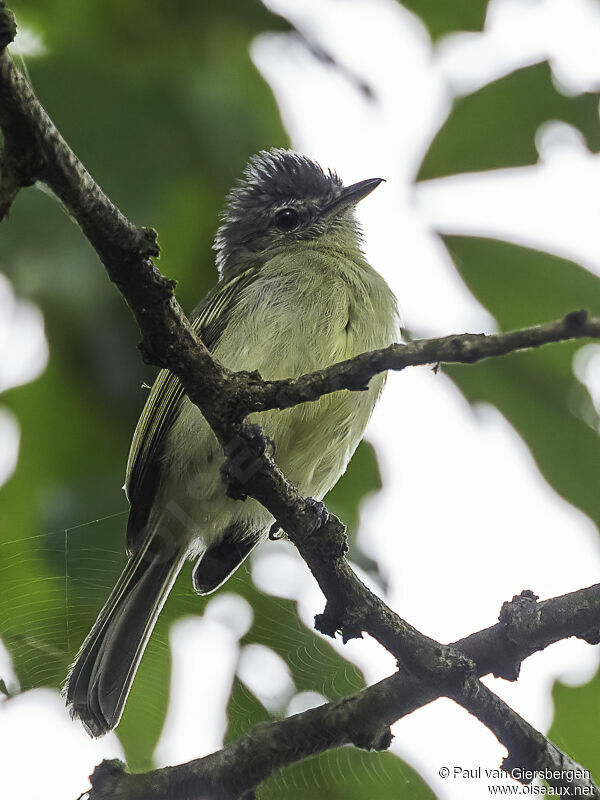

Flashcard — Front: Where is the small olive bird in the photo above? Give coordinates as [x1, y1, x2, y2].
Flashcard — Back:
[65, 149, 398, 736]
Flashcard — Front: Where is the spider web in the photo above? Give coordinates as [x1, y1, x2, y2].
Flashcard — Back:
[0, 507, 436, 798]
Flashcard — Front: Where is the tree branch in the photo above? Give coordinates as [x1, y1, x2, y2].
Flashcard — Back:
[86, 584, 600, 800]
[250, 308, 597, 414]
[2, 11, 599, 800]
[1, 18, 599, 428]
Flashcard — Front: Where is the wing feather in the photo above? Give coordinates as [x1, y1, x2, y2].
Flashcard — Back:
[124, 267, 259, 550]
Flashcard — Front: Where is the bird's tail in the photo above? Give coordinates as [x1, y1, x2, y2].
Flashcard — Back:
[64, 528, 187, 737]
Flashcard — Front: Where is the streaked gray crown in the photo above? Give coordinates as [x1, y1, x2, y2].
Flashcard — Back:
[214, 148, 345, 278]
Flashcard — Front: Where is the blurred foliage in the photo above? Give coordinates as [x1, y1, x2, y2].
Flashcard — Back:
[418, 6, 600, 781]
[418, 62, 600, 180]
[442, 236, 600, 781]
[260, 749, 436, 800]
[443, 237, 600, 525]
[548, 675, 600, 786]
[326, 440, 383, 581]
[398, 0, 488, 41]
[226, 672, 436, 798]
[3, 0, 600, 796]
[0, 0, 433, 795]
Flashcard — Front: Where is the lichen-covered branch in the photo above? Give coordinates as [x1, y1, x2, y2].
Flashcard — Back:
[2, 8, 599, 800]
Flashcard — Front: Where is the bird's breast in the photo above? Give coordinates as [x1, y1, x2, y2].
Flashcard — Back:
[211, 250, 398, 499]
[219, 250, 397, 377]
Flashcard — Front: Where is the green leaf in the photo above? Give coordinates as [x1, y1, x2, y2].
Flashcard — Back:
[260, 748, 438, 799]
[222, 564, 437, 798]
[442, 236, 600, 526]
[443, 235, 600, 327]
[225, 677, 438, 798]
[117, 621, 172, 772]
[548, 671, 600, 786]
[225, 676, 272, 744]
[232, 568, 366, 701]
[399, 0, 488, 41]
[326, 441, 383, 581]
[418, 63, 600, 181]
[226, 667, 436, 798]
[0, 357, 130, 693]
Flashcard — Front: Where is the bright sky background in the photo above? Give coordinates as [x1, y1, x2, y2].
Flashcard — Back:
[2, 1, 600, 798]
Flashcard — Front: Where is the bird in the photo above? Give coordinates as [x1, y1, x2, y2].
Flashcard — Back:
[64, 148, 399, 737]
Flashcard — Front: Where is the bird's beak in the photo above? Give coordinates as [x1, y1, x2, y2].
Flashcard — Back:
[321, 177, 384, 216]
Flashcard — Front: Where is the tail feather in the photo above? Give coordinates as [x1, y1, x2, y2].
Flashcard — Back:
[64, 532, 186, 737]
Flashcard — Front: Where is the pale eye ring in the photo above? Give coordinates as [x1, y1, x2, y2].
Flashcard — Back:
[274, 207, 300, 231]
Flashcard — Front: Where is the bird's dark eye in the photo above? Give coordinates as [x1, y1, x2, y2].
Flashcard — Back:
[274, 207, 300, 231]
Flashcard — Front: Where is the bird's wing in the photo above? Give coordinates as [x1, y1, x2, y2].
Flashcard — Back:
[124, 266, 260, 550]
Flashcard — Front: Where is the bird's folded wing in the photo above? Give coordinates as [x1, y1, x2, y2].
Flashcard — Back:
[124, 266, 261, 550]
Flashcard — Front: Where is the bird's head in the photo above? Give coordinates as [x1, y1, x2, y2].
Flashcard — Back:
[214, 148, 382, 280]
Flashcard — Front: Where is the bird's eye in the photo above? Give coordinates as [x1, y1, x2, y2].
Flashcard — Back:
[274, 207, 300, 231]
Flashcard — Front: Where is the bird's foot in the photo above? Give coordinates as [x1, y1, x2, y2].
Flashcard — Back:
[221, 422, 276, 500]
[305, 497, 329, 534]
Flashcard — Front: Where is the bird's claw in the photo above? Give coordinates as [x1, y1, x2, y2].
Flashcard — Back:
[306, 497, 329, 533]
[268, 522, 285, 540]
